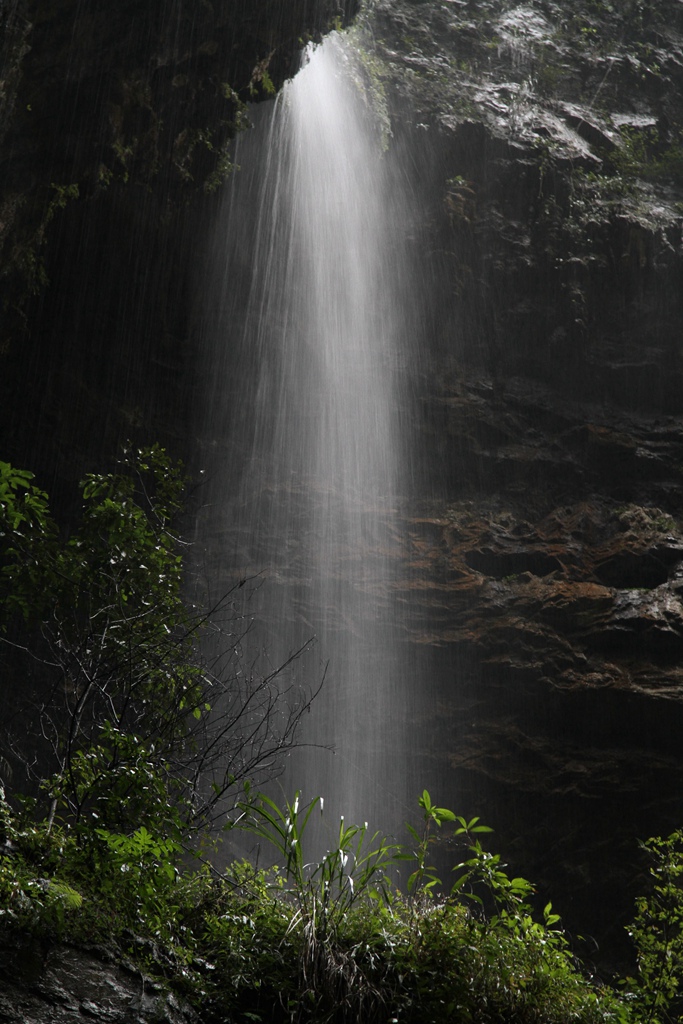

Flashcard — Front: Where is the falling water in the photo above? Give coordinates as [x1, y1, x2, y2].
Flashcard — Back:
[200, 34, 420, 837]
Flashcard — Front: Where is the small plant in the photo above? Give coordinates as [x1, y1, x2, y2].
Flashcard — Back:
[234, 789, 400, 935]
[402, 788, 491, 896]
[249, 53, 277, 98]
[227, 790, 403, 1021]
[625, 830, 683, 1024]
[90, 825, 181, 937]
[0, 786, 82, 935]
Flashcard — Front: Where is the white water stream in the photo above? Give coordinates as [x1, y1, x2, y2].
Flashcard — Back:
[202, 34, 420, 838]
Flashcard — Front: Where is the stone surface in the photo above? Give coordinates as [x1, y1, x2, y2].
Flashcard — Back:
[355, 0, 683, 962]
[0, 936, 197, 1023]
[0, 0, 358, 495]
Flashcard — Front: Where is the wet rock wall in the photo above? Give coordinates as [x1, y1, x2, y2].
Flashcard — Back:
[363, 0, 683, 962]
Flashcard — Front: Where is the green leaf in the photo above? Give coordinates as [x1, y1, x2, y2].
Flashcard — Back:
[419, 789, 432, 812]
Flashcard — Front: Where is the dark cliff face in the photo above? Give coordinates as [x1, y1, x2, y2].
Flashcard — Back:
[0, 935, 197, 1024]
[356, 0, 683, 961]
[0, 0, 356, 496]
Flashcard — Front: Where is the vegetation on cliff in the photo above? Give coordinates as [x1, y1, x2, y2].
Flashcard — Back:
[0, 447, 315, 837]
[0, 781, 633, 1024]
[1, 451, 683, 1024]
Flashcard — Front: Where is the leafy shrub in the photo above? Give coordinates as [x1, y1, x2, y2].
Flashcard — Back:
[0, 447, 316, 841]
[624, 830, 683, 1024]
[0, 786, 82, 935]
[196, 789, 628, 1024]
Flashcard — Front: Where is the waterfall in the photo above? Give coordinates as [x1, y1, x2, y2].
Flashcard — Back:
[200, 34, 420, 839]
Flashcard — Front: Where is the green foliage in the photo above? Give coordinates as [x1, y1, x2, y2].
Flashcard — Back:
[198, 860, 297, 1013]
[624, 830, 683, 1024]
[1, 445, 191, 834]
[0, 461, 55, 620]
[2, 452, 683, 1022]
[1, 442, 183, 630]
[0, 446, 315, 846]
[0, 462, 51, 532]
[234, 789, 400, 935]
[203, 148, 236, 193]
[403, 788, 491, 896]
[45, 182, 80, 225]
[0, 786, 82, 935]
[391, 900, 621, 1024]
[216, 790, 625, 1024]
[88, 825, 182, 938]
[248, 54, 276, 99]
[0, 781, 204, 947]
[0, 779, 654, 1024]
[610, 127, 683, 186]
